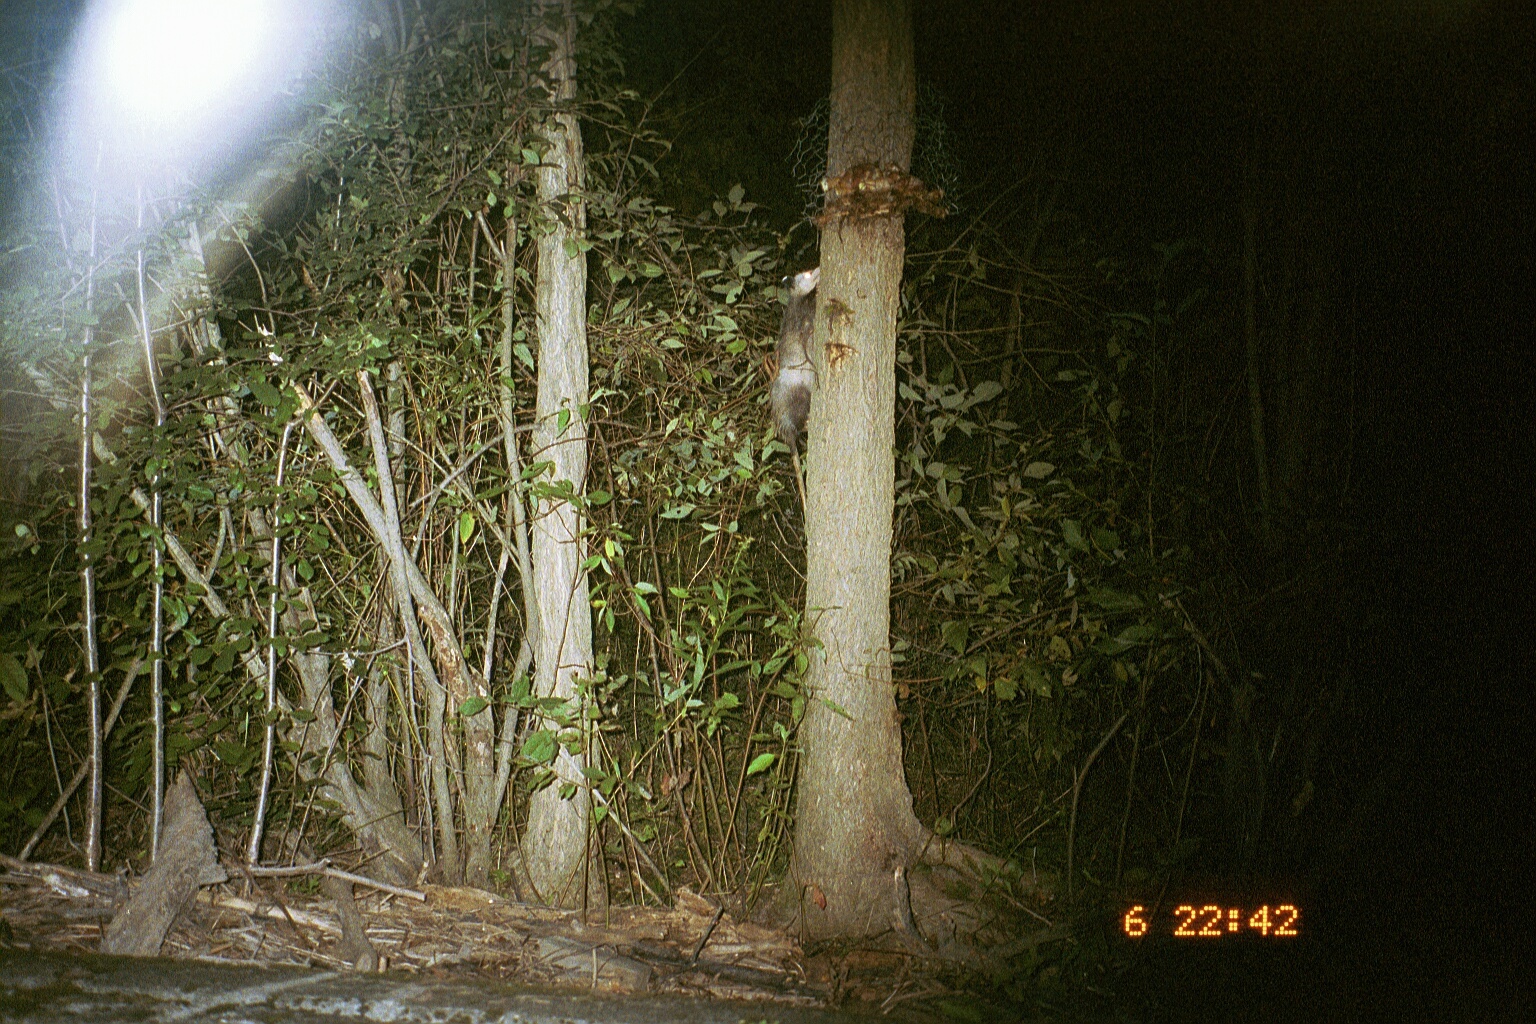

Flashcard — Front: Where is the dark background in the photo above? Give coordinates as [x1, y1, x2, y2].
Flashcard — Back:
[620, 1, 1531, 1018]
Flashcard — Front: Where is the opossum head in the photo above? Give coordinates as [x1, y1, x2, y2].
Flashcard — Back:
[786, 266, 820, 298]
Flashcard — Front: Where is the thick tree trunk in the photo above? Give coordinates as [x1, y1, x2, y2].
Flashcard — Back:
[786, 0, 927, 939]
[523, 0, 598, 908]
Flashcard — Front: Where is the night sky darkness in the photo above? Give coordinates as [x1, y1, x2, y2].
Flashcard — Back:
[0, 0, 1528, 1019]
[625, 2, 1531, 1017]
[936, 5, 1534, 1017]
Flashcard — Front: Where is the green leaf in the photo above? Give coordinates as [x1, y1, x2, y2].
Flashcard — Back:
[213, 741, 251, 768]
[1086, 587, 1143, 613]
[521, 728, 557, 764]
[1017, 660, 1052, 697]
[508, 674, 532, 704]
[248, 378, 282, 407]
[745, 752, 775, 775]
[1062, 519, 1089, 551]
[940, 619, 969, 655]
[1095, 623, 1160, 655]
[819, 697, 853, 720]
[459, 511, 475, 544]
[1117, 623, 1161, 644]
[459, 696, 489, 717]
[1022, 461, 1055, 479]
[994, 675, 1019, 701]
[0, 654, 28, 702]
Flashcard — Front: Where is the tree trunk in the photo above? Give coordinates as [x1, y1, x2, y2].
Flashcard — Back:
[523, 0, 598, 908]
[786, 0, 928, 939]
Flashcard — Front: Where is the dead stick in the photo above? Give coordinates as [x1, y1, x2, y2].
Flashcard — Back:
[689, 903, 725, 963]
[244, 861, 425, 902]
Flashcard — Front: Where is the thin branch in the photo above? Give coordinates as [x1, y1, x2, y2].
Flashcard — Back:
[1066, 709, 1130, 898]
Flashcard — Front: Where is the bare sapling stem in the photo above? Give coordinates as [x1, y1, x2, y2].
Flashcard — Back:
[484, 208, 537, 805]
[248, 421, 295, 867]
[136, 183, 168, 862]
[78, 154, 103, 872]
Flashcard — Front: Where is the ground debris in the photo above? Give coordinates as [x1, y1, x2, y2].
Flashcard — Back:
[1, 859, 822, 1005]
[0, 858, 1039, 1018]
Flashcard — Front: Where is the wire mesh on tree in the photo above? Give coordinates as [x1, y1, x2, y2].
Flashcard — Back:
[789, 84, 963, 223]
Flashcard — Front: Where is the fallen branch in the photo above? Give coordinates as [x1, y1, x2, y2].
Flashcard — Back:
[205, 893, 341, 935]
[244, 861, 425, 902]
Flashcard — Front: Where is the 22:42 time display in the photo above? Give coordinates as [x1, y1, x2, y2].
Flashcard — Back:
[1122, 903, 1301, 938]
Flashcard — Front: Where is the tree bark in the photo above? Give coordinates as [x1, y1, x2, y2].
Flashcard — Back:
[522, 0, 598, 908]
[786, 0, 928, 939]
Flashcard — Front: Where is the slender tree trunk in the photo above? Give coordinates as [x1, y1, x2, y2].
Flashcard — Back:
[522, 0, 597, 907]
[247, 423, 293, 867]
[134, 187, 168, 864]
[786, 0, 928, 939]
[486, 210, 537, 830]
[78, 171, 103, 873]
[355, 372, 463, 882]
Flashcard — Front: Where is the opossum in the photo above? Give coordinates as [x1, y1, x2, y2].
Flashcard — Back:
[771, 267, 819, 511]
[771, 267, 820, 449]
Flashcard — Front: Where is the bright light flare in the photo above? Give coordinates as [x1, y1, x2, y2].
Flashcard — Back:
[99, 0, 273, 121]
[56, 0, 319, 175]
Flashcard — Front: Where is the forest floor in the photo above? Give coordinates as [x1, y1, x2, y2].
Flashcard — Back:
[0, 854, 1042, 1022]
